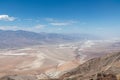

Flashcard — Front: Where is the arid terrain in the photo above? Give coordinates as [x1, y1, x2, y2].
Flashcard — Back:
[60, 52, 120, 80]
[0, 40, 120, 80]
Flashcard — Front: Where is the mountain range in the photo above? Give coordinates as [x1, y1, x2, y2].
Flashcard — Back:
[0, 30, 99, 49]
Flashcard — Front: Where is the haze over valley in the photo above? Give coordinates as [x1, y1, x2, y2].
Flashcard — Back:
[0, 31, 120, 79]
[0, 0, 120, 80]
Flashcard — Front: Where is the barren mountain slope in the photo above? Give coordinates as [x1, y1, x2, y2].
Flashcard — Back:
[60, 52, 120, 80]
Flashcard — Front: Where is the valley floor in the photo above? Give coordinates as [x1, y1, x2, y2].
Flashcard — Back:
[0, 40, 120, 80]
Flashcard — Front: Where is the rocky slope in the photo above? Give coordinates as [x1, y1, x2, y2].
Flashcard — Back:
[0, 75, 37, 80]
[60, 52, 120, 80]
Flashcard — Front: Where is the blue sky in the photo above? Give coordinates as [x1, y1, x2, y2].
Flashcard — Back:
[0, 0, 120, 38]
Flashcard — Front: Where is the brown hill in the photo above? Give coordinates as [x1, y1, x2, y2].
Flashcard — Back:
[60, 52, 120, 80]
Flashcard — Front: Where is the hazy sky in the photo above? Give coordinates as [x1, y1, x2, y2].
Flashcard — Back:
[0, 0, 120, 38]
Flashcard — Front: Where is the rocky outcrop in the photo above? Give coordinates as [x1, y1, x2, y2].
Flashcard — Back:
[90, 73, 117, 80]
